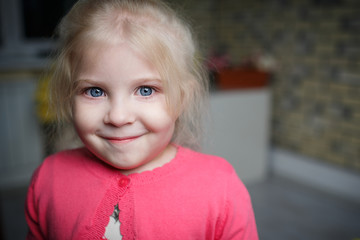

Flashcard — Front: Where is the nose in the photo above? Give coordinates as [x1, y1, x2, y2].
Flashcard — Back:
[104, 98, 135, 127]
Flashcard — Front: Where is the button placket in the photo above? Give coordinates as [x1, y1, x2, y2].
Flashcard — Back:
[117, 176, 131, 197]
[118, 177, 130, 187]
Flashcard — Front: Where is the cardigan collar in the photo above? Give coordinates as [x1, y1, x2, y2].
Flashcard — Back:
[80, 144, 188, 185]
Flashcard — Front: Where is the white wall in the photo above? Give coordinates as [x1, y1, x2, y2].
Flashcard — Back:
[203, 89, 271, 183]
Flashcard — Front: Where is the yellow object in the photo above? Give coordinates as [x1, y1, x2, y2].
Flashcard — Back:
[35, 74, 56, 123]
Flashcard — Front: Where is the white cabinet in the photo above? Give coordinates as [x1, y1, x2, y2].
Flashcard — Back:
[203, 89, 271, 183]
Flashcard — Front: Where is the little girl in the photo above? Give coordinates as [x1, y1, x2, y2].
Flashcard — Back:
[25, 0, 258, 239]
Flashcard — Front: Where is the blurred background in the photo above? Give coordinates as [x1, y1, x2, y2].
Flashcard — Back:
[0, 0, 359, 239]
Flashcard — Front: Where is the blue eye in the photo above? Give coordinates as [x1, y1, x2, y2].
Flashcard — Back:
[139, 86, 153, 96]
[87, 87, 104, 97]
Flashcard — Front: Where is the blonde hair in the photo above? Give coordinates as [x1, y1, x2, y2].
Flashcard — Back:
[50, 0, 208, 150]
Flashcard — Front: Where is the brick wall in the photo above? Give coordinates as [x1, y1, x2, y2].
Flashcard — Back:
[171, 0, 360, 172]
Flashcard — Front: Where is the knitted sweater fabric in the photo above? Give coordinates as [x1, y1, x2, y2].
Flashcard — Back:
[25, 146, 258, 240]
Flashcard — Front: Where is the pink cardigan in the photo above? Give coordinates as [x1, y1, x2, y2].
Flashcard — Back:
[26, 146, 258, 239]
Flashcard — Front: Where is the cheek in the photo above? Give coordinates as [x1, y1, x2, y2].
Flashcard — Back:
[146, 108, 176, 134]
[72, 100, 101, 132]
[72, 110, 88, 135]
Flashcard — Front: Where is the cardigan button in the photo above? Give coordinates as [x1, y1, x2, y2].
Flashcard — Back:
[118, 177, 130, 187]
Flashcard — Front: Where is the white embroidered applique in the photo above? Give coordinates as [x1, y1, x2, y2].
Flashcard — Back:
[103, 204, 123, 240]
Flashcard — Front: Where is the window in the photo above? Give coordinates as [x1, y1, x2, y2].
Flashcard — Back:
[21, 0, 77, 39]
[0, 0, 77, 69]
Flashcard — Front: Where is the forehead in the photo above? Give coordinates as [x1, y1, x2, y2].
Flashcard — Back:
[76, 41, 161, 81]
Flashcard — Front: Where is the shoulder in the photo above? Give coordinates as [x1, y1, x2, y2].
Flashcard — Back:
[28, 147, 111, 208]
[178, 146, 236, 176]
[30, 148, 95, 186]
[177, 146, 250, 196]
[39, 147, 91, 172]
[176, 146, 246, 194]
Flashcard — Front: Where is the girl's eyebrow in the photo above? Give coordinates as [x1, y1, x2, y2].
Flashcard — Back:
[75, 79, 95, 84]
[136, 77, 163, 85]
[73, 79, 104, 90]
[74, 77, 163, 86]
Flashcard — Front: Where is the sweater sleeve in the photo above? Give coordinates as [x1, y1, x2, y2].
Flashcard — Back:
[216, 169, 259, 240]
[25, 167, 46, 240]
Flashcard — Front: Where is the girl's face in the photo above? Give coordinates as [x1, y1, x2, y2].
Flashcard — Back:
[72, 42, 177, 174]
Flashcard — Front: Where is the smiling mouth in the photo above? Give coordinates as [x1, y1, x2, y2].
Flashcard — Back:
[104, 135, 141, 144]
